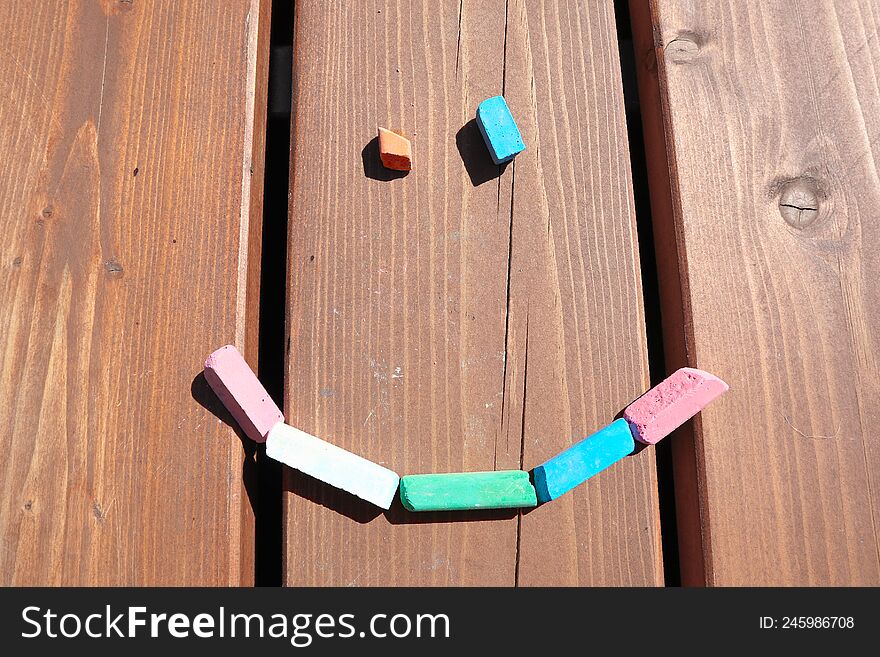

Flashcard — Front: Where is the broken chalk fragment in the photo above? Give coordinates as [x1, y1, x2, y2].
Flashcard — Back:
[266, 422, 400, 510]
[378, 127, 412, 171]
[623, 367, 729, 445]
[203, 345, 284, 443]
[532, 419, 635, 504]
[476, 95, 525, 165]
[399, 470, 537, 512]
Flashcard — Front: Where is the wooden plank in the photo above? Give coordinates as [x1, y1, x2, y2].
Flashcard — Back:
[284, 0, 662, 586]
[631, 0, 880, 585]
[0, 0, 270, 585]
[510, 0, 662, 586]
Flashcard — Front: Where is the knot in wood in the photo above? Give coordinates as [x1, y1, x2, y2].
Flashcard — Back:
[104, 258, 124, 277]
[666, 34, 702, 64]
[778, 179, 821, 229]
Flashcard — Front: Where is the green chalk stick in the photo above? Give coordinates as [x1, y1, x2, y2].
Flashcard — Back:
[399, 470, 537, 511]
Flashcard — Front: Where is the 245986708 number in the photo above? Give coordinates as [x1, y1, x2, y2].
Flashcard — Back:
[760, 616, 854, 629]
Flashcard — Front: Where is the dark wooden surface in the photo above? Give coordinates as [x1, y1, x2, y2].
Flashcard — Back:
[0, 0, 270, 585]
[284, 0, 662, 586]
[6, 0, 868, 588]
[632, 0, 880, 585]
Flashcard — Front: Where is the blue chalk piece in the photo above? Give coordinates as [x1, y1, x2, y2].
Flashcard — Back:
[476, 96, 525, 165]
[532, 419, 635, 503]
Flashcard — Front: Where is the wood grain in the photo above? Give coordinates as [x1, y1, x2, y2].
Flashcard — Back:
[632, 0, 880, 585]
[284, 0, 662, 585]
[0, 0, 270, 585]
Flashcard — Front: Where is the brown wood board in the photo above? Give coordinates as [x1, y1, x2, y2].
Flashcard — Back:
[284, 0, 662, 586]
[0, 0, 270, 585]
[631, 0, 880, 585]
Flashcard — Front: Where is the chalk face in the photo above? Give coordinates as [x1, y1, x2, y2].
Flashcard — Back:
[377, 127, 412, 171]
[203, 345, 283, 443]
[532, 419, 635, 504]
[399, 470, 537, 511]
[266, 423, 400, 509]
[476, 96, 525, 165]
[623, 367, 729, 445]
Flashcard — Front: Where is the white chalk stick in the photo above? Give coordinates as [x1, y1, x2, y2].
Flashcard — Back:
[266, 423, 400, 510]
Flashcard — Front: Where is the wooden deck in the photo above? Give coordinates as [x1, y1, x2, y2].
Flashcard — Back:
[0, 0, 269, 585]
[284, 0, 660, 586]
[0, 0, 877, 586]
[631, 0, 880, 586]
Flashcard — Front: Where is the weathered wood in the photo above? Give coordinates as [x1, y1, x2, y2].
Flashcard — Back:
[632, 0, 880, 585]
[285, 0, 662, 585]
[0, 0, 270, 585]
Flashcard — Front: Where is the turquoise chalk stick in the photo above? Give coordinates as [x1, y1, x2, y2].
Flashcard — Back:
[476, 96, 525, 165]
[399, 470, 537, 511]
[532, 419, 635, 503]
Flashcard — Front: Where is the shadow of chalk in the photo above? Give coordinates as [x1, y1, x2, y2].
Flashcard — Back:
[456, 118, 508, 186]
[361, 136, 409, 181]
[192, 370, 237, 428]
[385, 494, 520, 524]
[191, 371, 259, 517]
[283, 469, 384, 524]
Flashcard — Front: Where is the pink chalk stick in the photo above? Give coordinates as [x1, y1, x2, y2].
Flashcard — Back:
[623, 368, 728, 445]
[203, 345, 283, 443]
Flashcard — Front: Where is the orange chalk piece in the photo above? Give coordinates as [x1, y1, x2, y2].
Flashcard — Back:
[378, 127, 412, 171]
